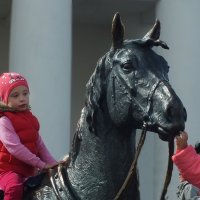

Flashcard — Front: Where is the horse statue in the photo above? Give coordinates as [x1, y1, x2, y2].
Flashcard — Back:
[20, 13, 186, 200]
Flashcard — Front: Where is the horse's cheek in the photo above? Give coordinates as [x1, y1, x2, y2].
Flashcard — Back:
[106, 87, 131, 125]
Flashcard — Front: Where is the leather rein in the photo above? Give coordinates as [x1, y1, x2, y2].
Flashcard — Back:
[112, 74, 174, 200]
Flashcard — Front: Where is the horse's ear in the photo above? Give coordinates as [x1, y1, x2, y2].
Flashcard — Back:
[143, 19, 160, 40]
[142, 19, 169, 49]
[112, 12, 124, 50]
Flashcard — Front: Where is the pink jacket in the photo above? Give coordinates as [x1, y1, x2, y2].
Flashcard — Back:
[172, 145, 200, 188]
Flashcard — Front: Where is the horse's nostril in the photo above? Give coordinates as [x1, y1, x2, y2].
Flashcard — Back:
[167, 105, 187, 123]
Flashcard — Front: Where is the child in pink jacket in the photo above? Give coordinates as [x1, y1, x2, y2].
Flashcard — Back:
[172, 131, 200, 189]
[0, 72, 58, 200]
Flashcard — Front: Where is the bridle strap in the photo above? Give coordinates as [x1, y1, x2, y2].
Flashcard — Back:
[113, 121, 147, 200]
[113, 71, 172, 199]
[113, 121, 174, 200]
[160, 137, 174, 200]
[49, 163, 81, 200]
[113, 69, 162, 121]
[112, 71, 161, 200]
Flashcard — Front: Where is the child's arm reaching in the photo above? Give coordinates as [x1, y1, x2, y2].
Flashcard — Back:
[172, 131, 200, 188]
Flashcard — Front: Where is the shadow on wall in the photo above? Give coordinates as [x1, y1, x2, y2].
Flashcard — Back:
[0, 0, 11, 73]
[0, 23, 9, 73]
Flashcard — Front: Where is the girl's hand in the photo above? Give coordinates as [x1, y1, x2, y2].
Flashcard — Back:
[44, 162, 58, 169]
[175, 131, 188, 150]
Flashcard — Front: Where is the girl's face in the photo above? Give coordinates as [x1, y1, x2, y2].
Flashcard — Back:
[7, 85, 29, 111]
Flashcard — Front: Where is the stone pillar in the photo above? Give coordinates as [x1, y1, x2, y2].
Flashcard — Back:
[9, 0, 72, 159]
[155, 1, 200, 199]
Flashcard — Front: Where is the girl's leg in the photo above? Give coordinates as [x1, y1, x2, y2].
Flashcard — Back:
[0, 171, 25, 200]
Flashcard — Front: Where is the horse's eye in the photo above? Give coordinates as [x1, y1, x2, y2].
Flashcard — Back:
[121, 62, 133, 73]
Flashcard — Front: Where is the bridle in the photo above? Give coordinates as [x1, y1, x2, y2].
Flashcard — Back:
[112, 62, 163, 123]
[112, 70, 174, 200]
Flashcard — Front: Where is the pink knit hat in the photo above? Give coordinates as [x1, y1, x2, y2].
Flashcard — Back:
[0, 72, 29, 104]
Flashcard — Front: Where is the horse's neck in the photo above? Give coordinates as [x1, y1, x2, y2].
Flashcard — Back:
[67, 107, 136, 198]
[73, 107, 135, 163]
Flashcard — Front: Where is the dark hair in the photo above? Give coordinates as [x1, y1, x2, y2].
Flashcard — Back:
[195, 142, 200, 154]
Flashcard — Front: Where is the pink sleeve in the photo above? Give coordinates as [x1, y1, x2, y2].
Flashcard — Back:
[37, 135, 57, 165]
[0, 116, 46, 169]
[172, 145, 200, 188]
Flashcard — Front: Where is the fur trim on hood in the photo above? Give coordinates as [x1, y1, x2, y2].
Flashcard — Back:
[0, 102, 15, 112]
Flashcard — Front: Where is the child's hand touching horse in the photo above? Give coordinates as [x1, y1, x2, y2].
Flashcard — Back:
[175, 131, 188, 151]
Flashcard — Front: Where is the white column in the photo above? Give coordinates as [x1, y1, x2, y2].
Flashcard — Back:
[9, 0, 72, 160]
[155, 1, 200, 199]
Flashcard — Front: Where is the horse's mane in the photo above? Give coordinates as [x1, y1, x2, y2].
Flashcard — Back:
[70, 51, 117, 160]
[84, 51, 116, 133]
